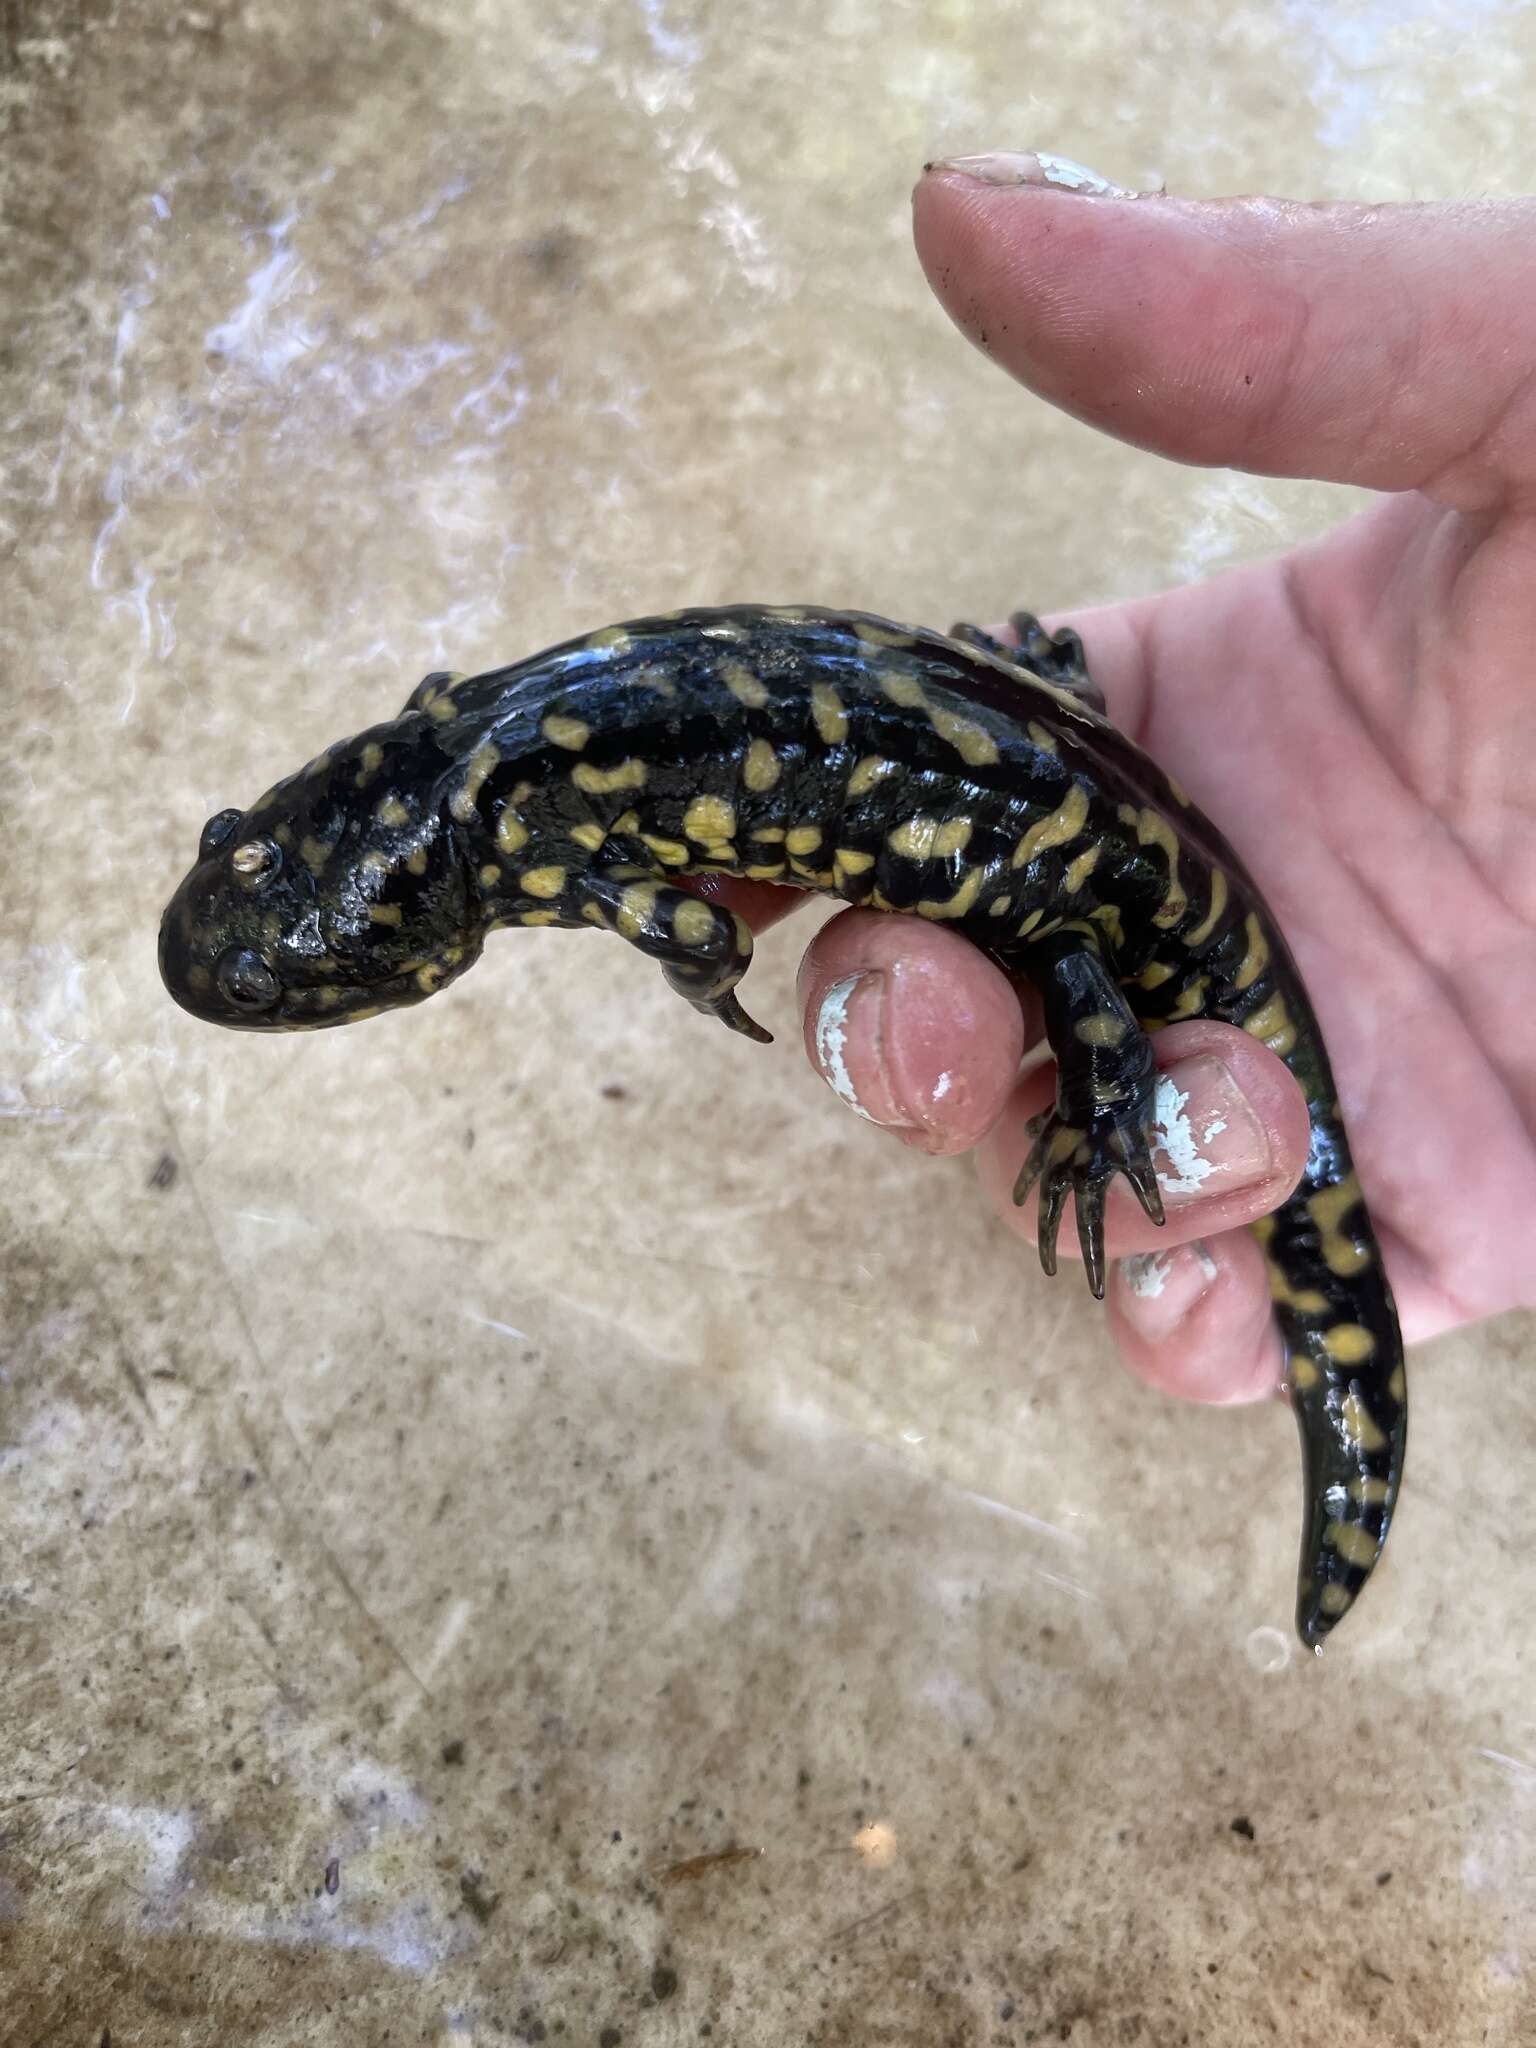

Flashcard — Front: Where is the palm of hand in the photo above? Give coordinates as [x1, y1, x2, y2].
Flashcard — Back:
[1101, 491, 1536, 1338]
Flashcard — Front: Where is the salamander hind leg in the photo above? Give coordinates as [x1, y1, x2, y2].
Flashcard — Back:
[1012, 929, 1166, 1298]
[581, 873, 771, 1042]
[949, 612, 1106, 715]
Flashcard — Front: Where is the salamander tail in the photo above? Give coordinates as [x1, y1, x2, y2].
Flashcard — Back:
[1251, 1155, 1407, 1650]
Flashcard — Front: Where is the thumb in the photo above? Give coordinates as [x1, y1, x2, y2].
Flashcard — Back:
[914, 160, 1536, 511]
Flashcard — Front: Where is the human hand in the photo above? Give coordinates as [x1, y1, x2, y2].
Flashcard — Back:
[710, 162, 1536, 1403]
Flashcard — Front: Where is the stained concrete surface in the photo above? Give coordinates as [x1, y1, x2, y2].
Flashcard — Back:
[3, 1, 1535, 2042]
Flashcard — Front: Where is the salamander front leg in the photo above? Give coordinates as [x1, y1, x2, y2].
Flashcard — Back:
[1012, 930, 1164, 1297]
[581, 873, 771, 1043]
[949, 612, 1106, 716]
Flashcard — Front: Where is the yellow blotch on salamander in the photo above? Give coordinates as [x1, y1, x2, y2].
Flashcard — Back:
[375, 795, 411, 829]
[300, 835, 337, 875]
[1027, 721, 1058, 754]
[573, 757, 648, 795]
[1183, 867, 1229, 948]
[917, 867, 985, 920]
[569, 821, 607, 853]
[811, 681, 848, 746]
[521, 908, 561, 926]
[1288, 1352, 1321, 1391]
[542, 714, 591, 751]
[1074, 1012, 1128, 1048]
[369, 903, 403, 926]
[1137, 959, 1177, 990]
[720, 661, 769, 710]
[449, 741, 501, 824]
[1134, 808, 1187, 929]
[878, 666, 927, 710]
[406, 847, 429, 876]
[584, 625, 633, 654]
[616, 882, 660, 939]
[833, 847, 875, 883]
[929, 706, 999, 767]
[496, 810, 530, 856]
[1013, 783, 1089, 869]
[855, 620, 917, 650]
[1233, 912, 1271, 991]
[672, 898, 717, 947]
[520, 866, 566, 899]
[1243, 991, 1297, 1057]
[354, 741, 385, 789]
[641, 834, 690, 867]
[1339, 1391, 1388, 1452]
[785, 825, 823, 857]
[847, 756, 897, 799]
[1266, 1261, 1330, 1315]
[1168, 975, 1209, 1022]
[1063, 843, 1101, 893]
[683, 795, 737, 843]
[889, 816, 973, 860]
[1325, 1521, 1380, 1569]
[427, 696, 457, 724]
[743, 739, 781, 792]
[479, 863, 501, 889]
[1323, 1322, 1377, 1364]
[1349, 1476, 1393, 1506]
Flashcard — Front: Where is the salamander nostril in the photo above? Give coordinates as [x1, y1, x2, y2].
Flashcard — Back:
[198, 808, 243, 860]
[216, 947, 280, 1011]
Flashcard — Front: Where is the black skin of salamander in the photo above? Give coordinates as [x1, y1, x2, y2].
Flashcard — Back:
[159, 605, 1406, 1648]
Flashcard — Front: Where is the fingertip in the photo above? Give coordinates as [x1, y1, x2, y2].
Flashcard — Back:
[799, 912, 1025, 1153]
[1110, 1229, 1285, 1406]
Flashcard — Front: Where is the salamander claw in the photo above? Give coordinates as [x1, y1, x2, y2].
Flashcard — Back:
[1011, 1103, 1165, 1300]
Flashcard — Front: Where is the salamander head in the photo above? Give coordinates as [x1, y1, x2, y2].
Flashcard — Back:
[159, 728, 482, 1031]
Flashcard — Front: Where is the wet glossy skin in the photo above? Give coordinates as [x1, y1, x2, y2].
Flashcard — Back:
[159, 605, 1406, 1646]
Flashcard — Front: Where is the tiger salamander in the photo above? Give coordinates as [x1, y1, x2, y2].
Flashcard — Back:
[159, 605, 1407, 1646]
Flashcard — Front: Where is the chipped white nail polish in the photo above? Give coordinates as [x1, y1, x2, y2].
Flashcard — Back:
[814, 975, 880, 1123]
[929, 150, 1145, 197]
[1121, 1250, 1174, 1298]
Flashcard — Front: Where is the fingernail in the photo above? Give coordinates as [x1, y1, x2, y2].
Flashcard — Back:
[812, 973, 919, 1133]
[925, 151, 1148, 198]
[1118, 1241, 1220, 1341]
[1152, 1058, 1271, 1201]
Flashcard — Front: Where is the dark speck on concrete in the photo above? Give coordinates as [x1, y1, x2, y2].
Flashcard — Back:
[148, 1151, 177, 1189]
[460, 1870, 500, 1922]
[1230, 1816, 1255, 1841]
[599, 2030, 622, 2047]
[441, 1737, 466, 1765]
[601, 1082, 628, 1101]
[650, 1961, 678, 2001]
[324, 1856, 339, 1895]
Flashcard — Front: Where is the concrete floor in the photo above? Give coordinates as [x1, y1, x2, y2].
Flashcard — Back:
[3, 1, 1535, 2042]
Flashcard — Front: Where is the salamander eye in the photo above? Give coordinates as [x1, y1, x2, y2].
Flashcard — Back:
[199, 809, 243, 860]
[215, 948, 281, 1012]
[230, 836, 281, 884]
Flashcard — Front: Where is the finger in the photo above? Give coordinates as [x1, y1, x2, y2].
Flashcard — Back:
[798, 910, 1027, 1153]
[914, 161, 1536, 508]
[976, 1018, 1313, 1256]
[1109, 1227, 1287, 1406]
